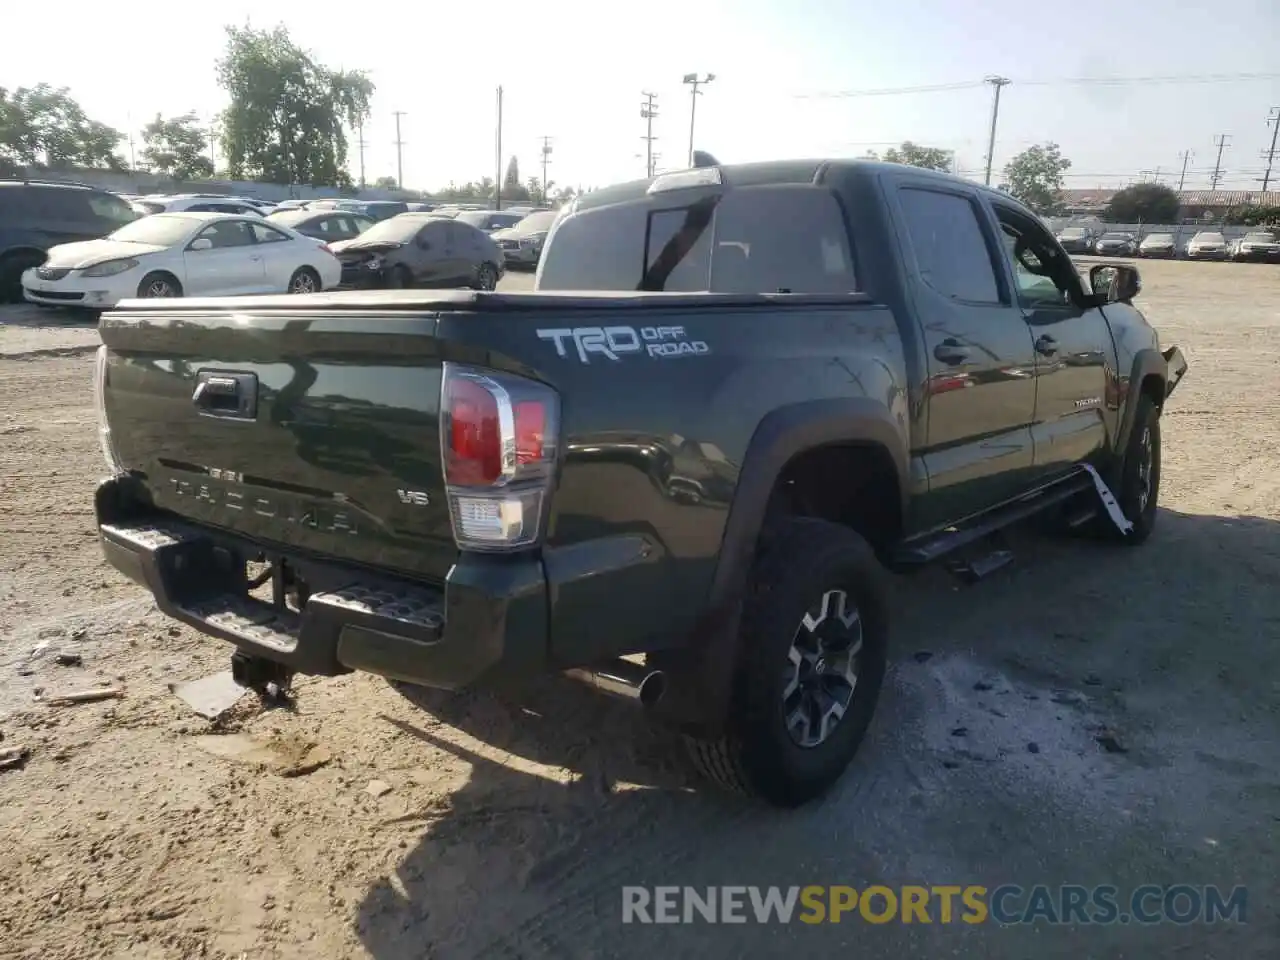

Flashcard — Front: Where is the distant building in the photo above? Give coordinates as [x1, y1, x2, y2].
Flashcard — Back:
[1058, 188, 1280, 221]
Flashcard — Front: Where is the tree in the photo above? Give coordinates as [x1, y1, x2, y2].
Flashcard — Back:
[881, 141, 953, 172]
[0, 84, 123, 169]
[1001, 142, 1072, 215]
[1104, 183, 1180, 223]
[373, 175, 398, 189]
[140, 112, 213, 180]
[503, 156, 520, 191]
[527, 177, 555, 205]
[216, 25, 373, 186]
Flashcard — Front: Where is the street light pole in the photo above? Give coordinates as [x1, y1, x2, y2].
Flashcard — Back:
[682, 73, 715, 168]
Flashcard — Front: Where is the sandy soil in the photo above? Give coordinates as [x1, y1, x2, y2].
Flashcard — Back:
[1, 262, 1278, 959]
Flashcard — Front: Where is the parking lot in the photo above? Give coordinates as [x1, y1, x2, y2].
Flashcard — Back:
[1, 260, 1278, 959]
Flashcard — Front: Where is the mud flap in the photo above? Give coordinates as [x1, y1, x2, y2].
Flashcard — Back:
[1080, 463, 1133, 535]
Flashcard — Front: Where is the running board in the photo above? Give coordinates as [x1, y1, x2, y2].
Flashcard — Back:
[892, 472, 1096, 567]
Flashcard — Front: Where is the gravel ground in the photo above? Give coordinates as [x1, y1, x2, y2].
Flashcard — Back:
[1, 262, 1278, 959]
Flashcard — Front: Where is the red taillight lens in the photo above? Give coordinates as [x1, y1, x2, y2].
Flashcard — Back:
[441, 364, 560, 552]
[446, 376, 503, 485]
[514, 401, 546, 465]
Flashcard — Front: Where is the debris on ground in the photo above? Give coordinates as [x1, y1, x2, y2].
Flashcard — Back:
[1094, 728, 1129, 754]
[36, 685, 124, 706]
[912, 651, 934, 663]
[366, 779, 393, 798]
[191, 733, 332, 777]
[0, 745, 31, 771]
[168, 671, 249, 720]
[53, 653, 82, 667]
[1027, 742, 1041, 754]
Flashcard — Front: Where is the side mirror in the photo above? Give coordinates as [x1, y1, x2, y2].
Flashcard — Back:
[189, 237, 213, 251]
[1090, 263, 1141, 304]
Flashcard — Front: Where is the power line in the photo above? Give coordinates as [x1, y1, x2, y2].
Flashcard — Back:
[392, 110, 407, 188]
[1209, 134, 1231, 190]
[682, 73, 715, 167]
[794, 71, 1280, 100]
[641, 91, 659, 177]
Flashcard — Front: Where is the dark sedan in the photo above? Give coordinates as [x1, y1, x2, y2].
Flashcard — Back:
[266, 209, 375, 244]
[1093, 232, 1138, 256]
[329, 213, 505, 290]
[1055, 226, 1095, 253]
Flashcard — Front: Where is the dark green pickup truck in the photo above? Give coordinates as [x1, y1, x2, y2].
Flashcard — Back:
[91, 159, 1187, 806]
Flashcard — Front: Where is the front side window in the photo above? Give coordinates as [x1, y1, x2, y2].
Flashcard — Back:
[88, 193, 138, 225]
[993, 203, 1078, 308]
[195, 220, 254, 249]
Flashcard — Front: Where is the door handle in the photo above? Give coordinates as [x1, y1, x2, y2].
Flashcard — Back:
[1035, 334, 1058, 357]
[933, 338, 971, 365]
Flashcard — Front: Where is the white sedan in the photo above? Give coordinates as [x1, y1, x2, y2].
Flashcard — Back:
[21, 212, 341, 309]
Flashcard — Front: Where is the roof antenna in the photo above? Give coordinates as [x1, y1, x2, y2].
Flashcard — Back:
[691, 150, 720, 168]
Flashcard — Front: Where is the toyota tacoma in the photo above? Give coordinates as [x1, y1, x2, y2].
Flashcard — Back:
[91, 159, 1188, 807]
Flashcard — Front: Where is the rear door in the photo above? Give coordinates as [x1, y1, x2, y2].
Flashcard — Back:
[987, 199, 1113, 481]
[183, 219, 266, 295]
[410, 221, 450, 286]
[249, 221, 304, 290]
[27, 187, 111, 244]
[888, 178, 1039, 529]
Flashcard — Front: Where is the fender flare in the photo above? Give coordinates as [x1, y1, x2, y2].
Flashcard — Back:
[664, 398, 909, 733]
[1115, 348, 1168, 457]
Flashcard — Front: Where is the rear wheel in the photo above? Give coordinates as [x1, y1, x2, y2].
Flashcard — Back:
[136, 272, 182, 298]
[684, 518, 890, 807]
[0, 251, 46, 303]
[288, 266, 320, 294]
[474, 262, 499, 291]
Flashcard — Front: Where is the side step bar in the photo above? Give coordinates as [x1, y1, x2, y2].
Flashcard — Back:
[565, 659, 668, 707]
[892, 471, 1096, 567]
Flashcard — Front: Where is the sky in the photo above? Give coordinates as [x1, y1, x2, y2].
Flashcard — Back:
[4, 0, 1278, 194]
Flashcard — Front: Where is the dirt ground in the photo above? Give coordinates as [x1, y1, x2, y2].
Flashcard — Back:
[1, 262, 1278, 959]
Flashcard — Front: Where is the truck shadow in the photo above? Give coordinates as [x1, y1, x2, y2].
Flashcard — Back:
[354, 506, 1280, 960]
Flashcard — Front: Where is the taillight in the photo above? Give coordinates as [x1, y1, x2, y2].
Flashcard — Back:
[93, 344, 125, 475]
[441, 363, 559, 551]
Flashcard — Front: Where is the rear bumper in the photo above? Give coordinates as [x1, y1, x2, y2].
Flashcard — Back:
[94, 476, 548, 689]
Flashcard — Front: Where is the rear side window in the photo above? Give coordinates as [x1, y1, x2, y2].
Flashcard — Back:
[537, 184, 856, 294]
[897, 188, 1000, 303]
[24, 186, 95, 221]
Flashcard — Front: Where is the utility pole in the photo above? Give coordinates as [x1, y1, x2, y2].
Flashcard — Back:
[682, 73, 715, 168]
[495, 86, 504, 210]
[356, 123, 368, 188]
[641, 91, 659, 177]
[1209, 134, 1231, 191]
[392, 111, 407, 188]
[1260, 107, 1279, 192]
[982, 76, 1011, 186]
[1177, 150, 1193, 192]
[539, 136, 553, 203]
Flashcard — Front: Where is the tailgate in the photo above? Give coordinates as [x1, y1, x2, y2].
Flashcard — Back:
[98, 307, 457, 581]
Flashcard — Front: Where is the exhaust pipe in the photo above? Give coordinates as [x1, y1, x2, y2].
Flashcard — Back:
[565, 659, 667, 708]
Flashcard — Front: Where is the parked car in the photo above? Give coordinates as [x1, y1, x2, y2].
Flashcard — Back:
[266, 208, 375, 243]
[272, 199, 312, 212]
[90, 159, 1188, 807]
[1185, 230, 1229, 260]
[20, 212, 340, 309]
[453, 210, 525, 233]
[0, 179, 140, 302]
[1138, 233, 1177, 258]
[490, 208, 560, 268]
[1229, 231, 1280, 263]
[133, 195, 266, 217]
[1054, 225, 1096, 253]
[405, 202, 437, 212]
[328, 212, 504, 290]
[1093, 232, 1138, 256]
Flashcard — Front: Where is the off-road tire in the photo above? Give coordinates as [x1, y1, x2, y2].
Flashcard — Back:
[1104, 393, 1161, 545]
[684, 518, 890, 807]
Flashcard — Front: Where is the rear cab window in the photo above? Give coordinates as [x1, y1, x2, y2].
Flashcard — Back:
[537, 184, 856, 294]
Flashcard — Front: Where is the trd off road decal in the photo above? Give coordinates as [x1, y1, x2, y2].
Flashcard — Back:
[536, 325, 710, 363]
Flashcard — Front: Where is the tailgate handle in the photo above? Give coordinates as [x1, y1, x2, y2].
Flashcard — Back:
[193, 371, 258, 420]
